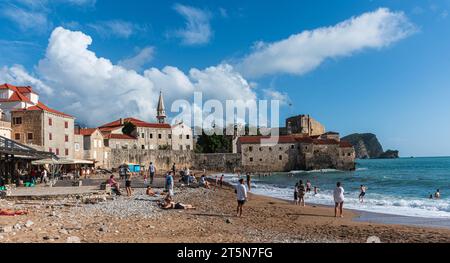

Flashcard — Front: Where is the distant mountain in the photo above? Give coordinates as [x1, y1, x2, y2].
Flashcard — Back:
[341, 133, 399, 159]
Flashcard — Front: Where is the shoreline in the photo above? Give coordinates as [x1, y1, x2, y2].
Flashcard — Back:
[1, 174, 450, 243]
[205, 172, 450, 230]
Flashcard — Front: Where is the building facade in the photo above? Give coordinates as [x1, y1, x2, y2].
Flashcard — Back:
[78, 128, 108, 167]
[1, 83, 75, 158]
[171, 121, 193, 151]
[286, 114, 326, 136]
[237, 134, 355, 172]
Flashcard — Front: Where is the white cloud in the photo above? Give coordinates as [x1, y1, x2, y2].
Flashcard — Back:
[172, 3, 213, 45]
[87, 20, 145, 38]
[263, 89, 290, 106]
[236, 8, 416, 78]
[118, 47, 155, 72]
[0, 65, 53, 95]
[0, 27, 257, 127]
[0, 5, 50, 33]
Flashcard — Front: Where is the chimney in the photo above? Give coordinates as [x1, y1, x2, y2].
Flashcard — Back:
[120, 118, 124, 125]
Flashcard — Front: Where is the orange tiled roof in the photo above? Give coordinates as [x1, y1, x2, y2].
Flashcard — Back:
[99, 117, 171, 129]
[79, 128, 97, 136]
[13, 101, 74, 118]
[103, 133, 137, 140]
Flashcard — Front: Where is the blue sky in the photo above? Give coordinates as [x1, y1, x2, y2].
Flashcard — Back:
[0, 0, 449, 157]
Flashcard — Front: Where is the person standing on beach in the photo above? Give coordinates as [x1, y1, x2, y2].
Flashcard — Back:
[294, 182, 299, 205]
[235, 178, 248, 217]
[149, 162, 156, 185]
[165, 171, 174, 197]
[306, 180, 312, 193]
[359, 185, 367, 203]
[246, 173, 252, 191]
[298, 180, 306, 207]
[334, 182, 345, 218]
[172, 163, 176, 175]
[125, 166, 132, 197]
[219, 174, 224, 189]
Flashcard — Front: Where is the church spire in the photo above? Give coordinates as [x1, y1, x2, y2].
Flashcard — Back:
[157, 90, 166, 124]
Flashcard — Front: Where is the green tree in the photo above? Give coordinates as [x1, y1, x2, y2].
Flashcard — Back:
[122, 122, 136, 136]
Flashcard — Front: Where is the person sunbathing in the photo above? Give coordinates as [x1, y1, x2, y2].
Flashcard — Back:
[146, 187, 157, 197]
[157, 197, 196, 210]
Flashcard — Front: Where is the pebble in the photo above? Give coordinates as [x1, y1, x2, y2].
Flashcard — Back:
[13, 224, 22, 230]
[226, 219, 232, 224]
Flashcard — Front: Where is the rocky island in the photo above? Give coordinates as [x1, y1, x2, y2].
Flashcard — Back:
[341, 133, 399, 159]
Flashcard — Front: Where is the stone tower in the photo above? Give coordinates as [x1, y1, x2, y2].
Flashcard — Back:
[156, 91, 166, 124]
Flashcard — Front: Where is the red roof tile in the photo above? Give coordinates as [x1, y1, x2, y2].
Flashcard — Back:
[104, 134, 137, 140]
[238, 136, 298, 144]
[99, 117, 171, 129]
[79, 128, 97, 136]
[0, 91, 32, 103]
[13, 101, 73, 118]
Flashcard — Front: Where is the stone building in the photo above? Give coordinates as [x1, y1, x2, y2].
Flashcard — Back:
[73, 133, 83, 160]
[77, 128, 108, 167]
[171, 121, 193, 151]
[286, 114, 325, 136]
[237, 133, 355, 172]
[1, 83, 75, 158]
[0, 109, 11, 139]
[103, 133, 138, 150]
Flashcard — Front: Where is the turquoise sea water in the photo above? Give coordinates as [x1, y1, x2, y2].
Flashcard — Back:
[217, 157, 450, 219]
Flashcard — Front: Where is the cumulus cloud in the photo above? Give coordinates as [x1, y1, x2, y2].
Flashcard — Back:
[236, 8, 416, 78]
[263, 89, 290, 106]
[172, 3, 213, 45]
[0, 65, 53, 95]
[0, 27, 256, 127]
[118, 47, 155, 72]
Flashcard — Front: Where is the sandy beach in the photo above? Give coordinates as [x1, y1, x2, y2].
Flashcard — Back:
[1, 175, 450, 243]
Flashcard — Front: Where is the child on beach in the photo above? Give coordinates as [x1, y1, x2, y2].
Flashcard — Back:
[334, 182, 345, 218]
[314, 186, 320, 195]
[359, 185, 367, 203]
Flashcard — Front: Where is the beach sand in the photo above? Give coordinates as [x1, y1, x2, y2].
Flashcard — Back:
[1, 178, 450, 243]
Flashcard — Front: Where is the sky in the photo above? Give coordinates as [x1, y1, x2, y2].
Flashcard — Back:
[0, 0, 449, 157]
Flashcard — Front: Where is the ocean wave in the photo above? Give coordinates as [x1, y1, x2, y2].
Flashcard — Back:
[212, 173, 450, 219]
[290, 169, 342, 174]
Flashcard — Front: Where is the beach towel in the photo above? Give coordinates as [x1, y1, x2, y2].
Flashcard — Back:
[0, 209, 28, 216]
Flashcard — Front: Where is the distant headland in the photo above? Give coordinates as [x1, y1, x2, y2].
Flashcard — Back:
[341, 133, 399, 159]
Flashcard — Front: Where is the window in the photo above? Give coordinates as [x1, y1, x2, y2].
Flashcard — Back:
[15, 133, 20, 140]
[49, 133, 52, 140]
[65, 134, 69, 142]
[259, 147, 262, 151]
[259, 158, 263, 162]
[141, 133, 145, 139]
[65, 149, 69, 156]
[56, 148, 59, 155]
[347, 153, 351, 157]
[141, 145, 145, 150]
[168, 134, 172, 139]
[12, 117, 22, 125]
[291, 145, 295, 149]
[150, 133, 153, 139]
[279, 155, 283, 160]
[64, 121, 68, 129]
[48, 118, 52, 126]
[75, 143, 80, 151]
[186, 145, 191, 150]
[248, 146, 253, 152]
[249, 157, 253, 162]
[269, 147, 272, 151]
[27, 133, 33, 140]
[49, 148, 53, 153]
[186, 135, 190, 140]
[279, 147, 282, 150]
[158, 134, 162, 139]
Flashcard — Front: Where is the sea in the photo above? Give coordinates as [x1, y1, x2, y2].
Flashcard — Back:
[214, 157, 450, 220]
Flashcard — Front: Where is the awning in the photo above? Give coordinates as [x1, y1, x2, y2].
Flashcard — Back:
[32, 158, 94, 165]
[0, 136, 56, 160]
